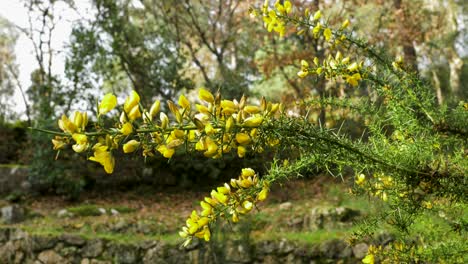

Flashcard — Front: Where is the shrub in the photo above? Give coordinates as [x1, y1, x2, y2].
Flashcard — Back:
[37, 1, 467, 262]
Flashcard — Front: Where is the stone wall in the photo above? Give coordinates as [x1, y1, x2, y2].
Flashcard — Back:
[0, 227, 369, 264]
[0, 166, 29, 195]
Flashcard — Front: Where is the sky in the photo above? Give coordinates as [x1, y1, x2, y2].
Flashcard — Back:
[0, 0, 94, 119]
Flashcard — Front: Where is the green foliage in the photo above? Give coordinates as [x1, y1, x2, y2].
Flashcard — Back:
[66, 0, 194, 108]
[29, 1, 467, 262]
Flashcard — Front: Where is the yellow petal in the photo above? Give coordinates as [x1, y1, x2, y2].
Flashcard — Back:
[220, 100, 236, 110]
[52, 138, 65, 150]
[149, 100, 161, 118]
[205, 123, 215, 135]
[99, 93, 117, 115]
[120, 122, 133, 136]
[244, 105, 261, 114]
[225, 117, 234, 132]
[242, 200, 253, 211]
[241, 168, 255, 178]
[128, 105, 141, 120]
[237, 146, 246, 158]
[196, 104, 210, 115]
[243, 116, 263, 127]
[257, 187, 269, 201]
[178, 94, 190, 110]
[124, 90, 140, 113]
[199, 88, 214, 103]
[323, 28, 332, 41]
[236, 133, 251, 145]
[123, 140, 140, 153]
[313, 10, 321, 21]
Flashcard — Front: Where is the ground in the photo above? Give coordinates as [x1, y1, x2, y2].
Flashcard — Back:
[1, 176, 465, 261]
[1, 177, 380, 246]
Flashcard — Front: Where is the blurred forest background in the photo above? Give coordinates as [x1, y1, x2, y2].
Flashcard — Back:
[0, 0, 467, 198]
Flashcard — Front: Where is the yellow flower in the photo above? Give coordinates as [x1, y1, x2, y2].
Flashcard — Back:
[123, 140, 140, 153]
[195, 138, 207, 151]
[120, 111, 128, 123]
[199, 88, 214, 104]
[341, 57, 350, 64]
[241, 168, 255, 178]
[127, 105, 141, 121]
[203, 138, 218, 158]
[205, 123, 215, 135]
[323, 28, 332, 41]
[297, 59, 309, 78]
[347, 62, 359, 72]
[242, 200, 253, 211]
[297, 70, 308, 78]
[355, 173, 366, 185]
[172, 129, 185, 139]
[341, 19, 350, 29]
[313, 10, 322, 21]
[72, 133, 88, 153]
[157, 145, 175, 158]
[58, 114, 76, 134]
[225, 117, 234, 132]
[312, 22, 322, 37]
[178, 94, 190, 110]
[346, 73, 362, 87]
[149, 100, 160, 118]
[196, 104, 210, 115]
[232, 212, 239, 223]
[263, 10, 286, 37]
[179, 227, 189, 238]
[124, 90, 140, 113]
[202, 227, 211, 242]
[237, 146, 246, 158]
[238, 177, 254, 188]
[120, 122, 133, 136]
[160, 112, 169, 129]
[200, 201, 213, 216]
[211, 190, 228, 204]
[243, 116, 263, 127]
[52, 138, 65, 150]
[275, 0, 292, 14]
[89, 145, 115, 174]
[236, 133, 251, 145]
[362, 254, 374, 264]
[72, 111, 87, 132]
[221, 100, 236, 110]
[98, 93, 117, 115]
[257, 187, 269, 201]
[217, 184, 230, 194]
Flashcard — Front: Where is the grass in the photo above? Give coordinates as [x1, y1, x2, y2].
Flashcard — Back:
[66, 204, 136, 217]
[1, 177, 464, 259]
[0, 164, 28, 168]
[67, 204, 102, 216]
[253, 229, 350, 245]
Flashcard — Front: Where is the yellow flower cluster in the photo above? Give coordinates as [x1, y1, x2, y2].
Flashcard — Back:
[297, 52, 364, 87]
[362, 244, 382, 264]
[50, 89, 281, 174]
[257, 3, 364, 88]
[53, 111, 89, 152]
[355, 173, 394, 202]
[179, 168, 269, 246]
[262, 0, 292, 37]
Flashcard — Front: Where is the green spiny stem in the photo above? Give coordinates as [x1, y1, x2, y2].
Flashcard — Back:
[273, 120, 432, 177]
[277, 12, 436, 125]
